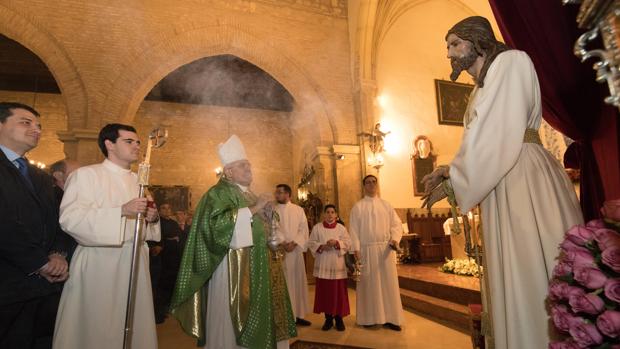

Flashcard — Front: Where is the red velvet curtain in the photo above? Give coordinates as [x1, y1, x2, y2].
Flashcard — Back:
[489, 0, 620, 220]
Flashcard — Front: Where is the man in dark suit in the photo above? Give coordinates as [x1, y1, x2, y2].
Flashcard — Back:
[154, 202, 183, 323]
[49, 159, 81, 262]
[174, 210, 190, 251]
[0, 102, 70, 348]
[49, 159, 80, 203]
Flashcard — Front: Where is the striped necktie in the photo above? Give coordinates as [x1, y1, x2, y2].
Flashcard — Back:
[15, 157, 34, 190]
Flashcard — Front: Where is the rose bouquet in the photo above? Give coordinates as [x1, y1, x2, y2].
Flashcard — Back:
[439, 257, 480, 277]
[549, 199, 620, 348]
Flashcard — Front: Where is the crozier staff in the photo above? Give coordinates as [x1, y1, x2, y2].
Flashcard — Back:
[53, 124, 161, 349]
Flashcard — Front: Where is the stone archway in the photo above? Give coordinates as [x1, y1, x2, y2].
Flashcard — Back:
[0, 4, 88, 129]
[98, 23, 336, 147]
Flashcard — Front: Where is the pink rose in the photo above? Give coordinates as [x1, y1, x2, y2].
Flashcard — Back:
[568, 320, 604, 348]
[573, 265, 607, 289]
[597, 310, 620, 338]
[566, 285, 586, 299]
[565, 250, 595, 267]
[551, 304, 579, 332]
[568, 293, 605, 315]
[549, 283, 586, 301]
[602, 247, 620, 272]
[553, 262, 573, 279]
[548, 340, 581, 349]
[601, 199, 620, 221]
[594, 228, 620, 251]
[605, 279, 620, 303]
[549, 282, 570, 301]
[560, 239, 590, 254]
[565, 225, 594, 246]
[587, 219, 607, 229]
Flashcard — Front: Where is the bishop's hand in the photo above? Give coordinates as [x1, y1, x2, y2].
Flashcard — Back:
[250, 193, 272, 215]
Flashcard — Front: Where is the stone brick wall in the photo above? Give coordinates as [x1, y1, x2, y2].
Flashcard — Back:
[0, 0, 358, 214]
[135, 101, 294, 208]
[0, 91, 67, 165]
[0, 0, 357, 213]
[0, 90, 295, 208]
[0, 0, 356, 144]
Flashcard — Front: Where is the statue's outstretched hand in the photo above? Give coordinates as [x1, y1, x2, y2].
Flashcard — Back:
[421, 184, 448, 210]
[421, 166, 449, 194]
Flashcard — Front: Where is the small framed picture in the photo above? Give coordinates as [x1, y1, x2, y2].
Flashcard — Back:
[434, 79, 475, 126]
[411, 136, 436, 197]
[149, 185, 191, 212]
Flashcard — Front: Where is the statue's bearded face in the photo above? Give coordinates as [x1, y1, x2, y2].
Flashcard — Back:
[446, 34, 479, 81]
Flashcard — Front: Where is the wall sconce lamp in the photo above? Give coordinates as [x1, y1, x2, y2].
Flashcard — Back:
[297, 187, 309, 201]
[296, 164, 315, 202]
[29, 159, 46, 169]
[215, 167, 223, 177]
[335, 154, 345, 160]
[367, 152, 384, 170]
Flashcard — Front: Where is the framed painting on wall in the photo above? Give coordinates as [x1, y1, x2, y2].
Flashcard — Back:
[411, 136, 436, 197]
[149, 185, 191, 212]
[434, 79, 475, 126]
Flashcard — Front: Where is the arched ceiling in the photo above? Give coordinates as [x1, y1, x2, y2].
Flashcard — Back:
[145, 54, 294, 112]
[0, 34, 59, 93]
[0, 34, 294, 112]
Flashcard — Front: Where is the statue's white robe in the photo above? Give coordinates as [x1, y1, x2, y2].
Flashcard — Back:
[53, 159, 160, 349]
[449, 50, 583, 349]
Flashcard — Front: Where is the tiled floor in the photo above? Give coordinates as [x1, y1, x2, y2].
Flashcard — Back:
[157, 285, 470, 349]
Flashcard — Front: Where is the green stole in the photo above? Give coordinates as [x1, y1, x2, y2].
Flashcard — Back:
[169, 178, 296, 348]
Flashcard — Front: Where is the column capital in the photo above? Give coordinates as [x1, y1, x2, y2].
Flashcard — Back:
[57, 128, 99, 142]
[360, 78, 377, 90]
[331, 144, 360, 155]
[57, 128, 101, 164]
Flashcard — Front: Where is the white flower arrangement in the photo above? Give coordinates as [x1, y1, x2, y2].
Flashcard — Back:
[439, 257, 480, 277]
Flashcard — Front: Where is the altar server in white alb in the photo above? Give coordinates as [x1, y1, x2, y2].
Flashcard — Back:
[274, 183, 312, 326]
[349, 174, 404, 331]
[422, 16, 583, 349]
[53, 123, 161, 349]
[307, 204, 351, 332]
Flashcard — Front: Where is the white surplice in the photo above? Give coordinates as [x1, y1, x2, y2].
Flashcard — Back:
[349, 196, 404, 326]
[275, 202, 310, 319]
[308, 223, 350, 280]
[449, 50, 583, 349]
[53, 159, 161, 349]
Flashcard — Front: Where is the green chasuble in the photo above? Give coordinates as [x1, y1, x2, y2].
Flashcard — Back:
[170, 177, 297, 348]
